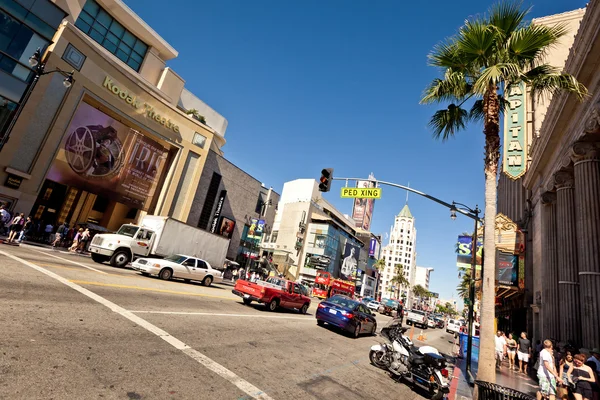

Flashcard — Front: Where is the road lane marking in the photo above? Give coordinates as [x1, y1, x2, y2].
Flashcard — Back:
[0, 250, 273, 400]
[69, 280, 238, 301]
[30, 249, 108, 274]
[131, 311, 313, 320]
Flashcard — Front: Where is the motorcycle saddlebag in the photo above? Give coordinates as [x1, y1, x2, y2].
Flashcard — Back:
[424, 353, 446, 369]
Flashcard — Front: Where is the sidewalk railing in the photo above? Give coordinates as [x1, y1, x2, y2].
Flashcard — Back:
[475, 381, 536, 400]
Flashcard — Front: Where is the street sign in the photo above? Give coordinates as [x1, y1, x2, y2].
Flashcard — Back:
[340, 187, 381, 199]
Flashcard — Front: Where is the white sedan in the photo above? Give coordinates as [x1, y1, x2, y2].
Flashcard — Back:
[132, 254, 223, 286]
[366, 301, 381, 311]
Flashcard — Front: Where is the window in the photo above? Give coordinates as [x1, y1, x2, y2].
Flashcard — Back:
[270, 231, 278, 243]
[315, 234, 326, 248]
[197, 260, 208, 269]
[192, 132, 207, 149]
[182, 258, 196, 267]
[74, 0, 147, 72]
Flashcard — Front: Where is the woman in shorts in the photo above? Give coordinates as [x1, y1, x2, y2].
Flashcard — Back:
[507, 333, 518, 370]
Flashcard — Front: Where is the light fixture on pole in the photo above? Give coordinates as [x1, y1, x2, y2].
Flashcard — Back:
[450, 206, 457, 220]
[0, 48, 75, 152]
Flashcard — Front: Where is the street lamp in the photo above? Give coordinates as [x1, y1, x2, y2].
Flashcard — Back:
[0, 48, 74, 151]
[451, 201, 481, 378]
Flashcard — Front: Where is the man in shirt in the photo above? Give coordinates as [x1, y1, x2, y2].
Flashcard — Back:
[588, 348, 600, 374]
[495, 330, 507, 369]
[518, 332, 532, 374]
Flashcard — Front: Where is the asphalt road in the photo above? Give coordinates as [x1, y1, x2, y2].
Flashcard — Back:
[0, 244, 458, 400]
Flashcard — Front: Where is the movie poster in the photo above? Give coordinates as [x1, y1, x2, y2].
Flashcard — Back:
[218, 216, 236, 239]
[47, 102, 170, 211]
[352, 179, 376, 230]
[340, 241, 360, 281]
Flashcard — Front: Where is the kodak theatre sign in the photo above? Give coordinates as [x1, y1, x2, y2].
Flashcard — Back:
[103, 76, 180, 133]
[503, 82, 527, 180]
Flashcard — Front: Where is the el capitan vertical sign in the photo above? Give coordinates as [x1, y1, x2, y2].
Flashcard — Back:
[503, 82, 527, 179]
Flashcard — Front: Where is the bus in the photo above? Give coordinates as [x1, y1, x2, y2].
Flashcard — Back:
[312, 270, 355, 299]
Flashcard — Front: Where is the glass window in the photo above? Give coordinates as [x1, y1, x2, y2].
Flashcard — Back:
[74, 0, 147, 71]
[182, 258, 196, 267]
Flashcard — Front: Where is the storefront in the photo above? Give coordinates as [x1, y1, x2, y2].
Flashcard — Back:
[0, 7, 224, 232]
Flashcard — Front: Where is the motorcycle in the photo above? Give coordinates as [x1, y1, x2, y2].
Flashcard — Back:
[369, 319, 450, 400]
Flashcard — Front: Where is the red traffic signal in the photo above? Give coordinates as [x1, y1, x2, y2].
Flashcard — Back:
[318, 168, 333, 192]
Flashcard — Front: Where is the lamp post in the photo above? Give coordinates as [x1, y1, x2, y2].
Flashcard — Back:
[0, 48, 74, 152]
[451, 201, 481, 377]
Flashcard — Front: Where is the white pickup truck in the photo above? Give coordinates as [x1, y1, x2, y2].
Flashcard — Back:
[405, 309, 429, 329]
[88, 215, 230, 268]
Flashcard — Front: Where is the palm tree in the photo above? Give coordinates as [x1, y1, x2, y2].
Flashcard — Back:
[374, 258, 386, 272]
[390, 264, 409, 299]
[421, 2, 587, 383]
[457, 273, 471, 300]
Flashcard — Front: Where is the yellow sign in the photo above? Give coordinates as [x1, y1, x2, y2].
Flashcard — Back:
[340, 187, 381, 199]
[103, 76, 180, 133]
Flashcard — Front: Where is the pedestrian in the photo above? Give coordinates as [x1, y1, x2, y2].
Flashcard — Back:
[567, 354, 596, 400]
[69, 228, 83, 251]
[496, 330, 507, 369]
[77, 228, 90, 252]
[588, 349, 600, 375]
[0, 205, 11, 236]
[557, 350, 574, 400]
[537, 339, 562, 400]
[53, 222, 68, 247]
[44, 222, 54, 243]
[519, 332, 532, 374]
[19, 216, 33, 243]
[507, 333, 518, 370]
[396, 300, 404, 324]
[7, 213, 25, 243]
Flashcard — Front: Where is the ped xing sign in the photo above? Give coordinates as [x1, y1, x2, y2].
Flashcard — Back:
[340, 187, 381, 199]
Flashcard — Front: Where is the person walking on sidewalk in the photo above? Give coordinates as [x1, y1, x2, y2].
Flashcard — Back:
[507, 333, 518, 370]
[537, 340, 563, 400]
[496, 330, 507, 369]
[567, 354, 596, 400]
[519, 332, 533, 374]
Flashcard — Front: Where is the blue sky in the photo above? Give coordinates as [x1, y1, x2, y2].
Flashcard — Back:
[125, 0, 587, 302]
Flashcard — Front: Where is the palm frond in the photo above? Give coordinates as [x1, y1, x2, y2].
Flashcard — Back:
[428, 39, 464, 69]
[489, 1, 530, 38]
[428, 105, 469, 141]
[457, 18, 498, 63]
[420, 70, 471, 104]
[472, 63, 520, 93]
[508, 23, 567, 63]
[529, 73, 588, 101]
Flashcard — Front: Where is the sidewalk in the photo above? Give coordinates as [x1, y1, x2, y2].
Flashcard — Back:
[0, 235, 91, 258]
[448, 355, 538, 399]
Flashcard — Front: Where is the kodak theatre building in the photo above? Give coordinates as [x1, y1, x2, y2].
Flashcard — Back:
[0, 0, 227, 231]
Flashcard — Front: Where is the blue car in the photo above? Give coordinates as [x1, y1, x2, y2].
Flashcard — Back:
[315, 295, 377, 338]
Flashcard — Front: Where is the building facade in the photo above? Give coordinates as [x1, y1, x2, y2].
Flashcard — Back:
[0, 0, 227, 232]
[187, 149, 279, 265]
[379, 204, 417, 303]
[522, 3, 600, 349]
[0, 0, 67, 144]
[415, 266, 433, 290]
[262, 179, 367, 289]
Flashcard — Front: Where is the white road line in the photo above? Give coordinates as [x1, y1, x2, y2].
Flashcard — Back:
[131, 311, 313, 320]
[0, 250, 273, 400]
[30, 248, 108, 274]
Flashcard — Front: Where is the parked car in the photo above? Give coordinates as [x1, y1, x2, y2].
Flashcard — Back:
[427, 318, 436, 329]
[406, 309, 428, 329]
[132, 254, 223, 286]
[446, 318, 462, 335]
[316, 295, 377, 338]
[366, 300, 381, 312]
[232, 277, 311, 314]
[434, 318, 445, 329]
[378, 299, 399, 316]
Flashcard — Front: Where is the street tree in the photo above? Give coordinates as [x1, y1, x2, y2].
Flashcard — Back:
[421, 2, 587, 383]
[391, 264, 409, 300]
[412, 284, 429, 305]
[374, 258, 386, 272]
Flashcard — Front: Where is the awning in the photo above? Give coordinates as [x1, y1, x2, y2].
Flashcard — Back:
[225, 260, 240, 266]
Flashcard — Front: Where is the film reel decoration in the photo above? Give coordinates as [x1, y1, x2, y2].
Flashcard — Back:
[65, 124, 123, 177]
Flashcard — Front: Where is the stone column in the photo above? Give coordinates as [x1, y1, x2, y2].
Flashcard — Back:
[572, 141, 600, 348]
[540, 192, 559, 341]
[554, 170, 581, 344]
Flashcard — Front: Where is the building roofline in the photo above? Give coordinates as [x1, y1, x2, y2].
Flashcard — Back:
[208, 150, 280, 196]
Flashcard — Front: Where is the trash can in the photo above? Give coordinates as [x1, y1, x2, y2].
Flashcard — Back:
[475, 381, 536, 400]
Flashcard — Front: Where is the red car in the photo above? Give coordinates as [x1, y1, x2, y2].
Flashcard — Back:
[233, 277, 311, 314]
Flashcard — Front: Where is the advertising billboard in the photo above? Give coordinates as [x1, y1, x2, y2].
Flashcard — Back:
[368, 238, 377, 257]
[456, 235, 483, 270]
[352, 178, 376, 231]
[247, 218, 265, 240]
[496, 250, 518, 286]
[340, 241, 360, 281]
[47, 101, 170, 211]
[217, 216, 235, 239]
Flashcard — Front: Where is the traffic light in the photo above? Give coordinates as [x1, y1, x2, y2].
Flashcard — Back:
[318, 168, 334, 192]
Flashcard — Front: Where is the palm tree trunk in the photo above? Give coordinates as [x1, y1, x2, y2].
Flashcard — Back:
[477, 85, 501, 385]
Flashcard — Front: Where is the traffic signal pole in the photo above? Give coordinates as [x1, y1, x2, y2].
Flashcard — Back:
[326, 174, 482, 374]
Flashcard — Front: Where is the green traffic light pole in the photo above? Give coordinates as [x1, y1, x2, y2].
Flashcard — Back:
[329, 175, 482, 374]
